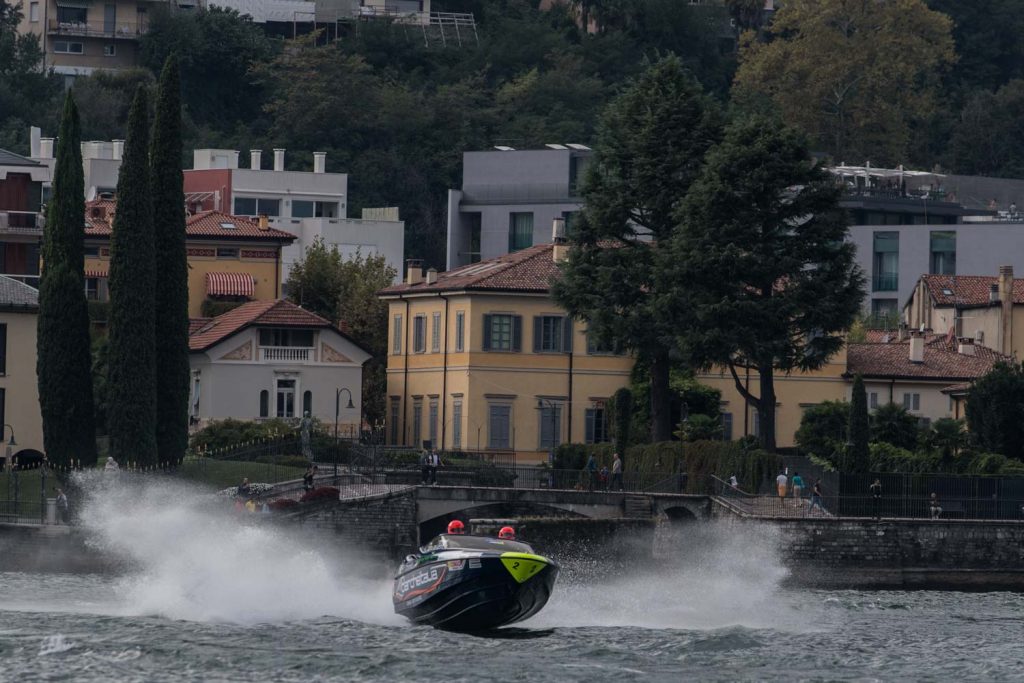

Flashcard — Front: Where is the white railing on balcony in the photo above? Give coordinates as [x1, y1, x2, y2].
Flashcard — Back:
[260, 346, 312, 362]
[0, 211, 43, 235]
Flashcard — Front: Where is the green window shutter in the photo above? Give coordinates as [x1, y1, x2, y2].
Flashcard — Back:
[512, 315, 522, 352]
[482, 314, 492, 351]
[562, 317, 573, 353]
[533, 316, 542, 352]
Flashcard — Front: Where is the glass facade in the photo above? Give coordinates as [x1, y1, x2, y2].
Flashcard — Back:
[872, 231, 899, 292]
[930, 230, 956, 275]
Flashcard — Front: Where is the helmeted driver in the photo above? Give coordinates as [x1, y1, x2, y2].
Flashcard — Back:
[447, 519, 465, 535]
[498, 526, 515, 540]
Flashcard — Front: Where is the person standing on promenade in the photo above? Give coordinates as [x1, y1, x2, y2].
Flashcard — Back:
[807, 479, 825, 516]
[776, 471, 788, 500]
[55, 488, 69, 524]
[584, 453, 597, 491]
[870, 479, 883, 519]
[791, 472, 804, 500]
[611, 453, 624, 491]
[929, 492, 942, 519]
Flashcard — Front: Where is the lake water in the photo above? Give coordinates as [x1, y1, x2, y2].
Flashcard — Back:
[1, 478, 1022, 682]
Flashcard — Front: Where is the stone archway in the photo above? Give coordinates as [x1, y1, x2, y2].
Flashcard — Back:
[661, 505, 698, 524]
[10, 449, 45, 469]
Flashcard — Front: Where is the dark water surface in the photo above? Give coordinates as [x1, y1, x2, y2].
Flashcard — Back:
[2, 479, 1022, 682]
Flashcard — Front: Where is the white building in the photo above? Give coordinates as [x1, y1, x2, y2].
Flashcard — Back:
[188, 299, 371, 432]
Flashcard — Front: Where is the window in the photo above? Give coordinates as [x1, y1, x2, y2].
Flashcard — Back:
[872, 231, 899, 292]
[389, 397, 400, 444]
[413, 399, 423, 448]
[429, 398, 438, 449]
[292, 201, 314, 218]
[103, 44, 116, 57]
[292, 200, 338, 218]
[869, 392, 878, 410]
[233, 197, 280, 216]
[56, 6, 86, 22]
[562, 211, 577, 236]
[455, 311, 465, 352]
[488, 404, 511, 449]
[85, 278, 98, 300]
[585, 407, 608, 444]
[0, 323, 5, 374]
[260, 329, 314, 347]
[413, 315, 426, 353]
[508, 212, 534, 252]
[930, 231, 956, 275]
[949, 396, 954, 413]
[482, 314, 522, 352]
[534, 316, 572, 353]
[539, 403, 562, 449]
[392, 315, 402, 354]
[871, 299, 898, 323]
[586, 333, 622, 355]
[722, 412, 733, 441]
[216, 247, 239, 259]
[29, 2, 39, 21]
[903, 393, 921, 411]
[259, 390, 269, 418]
[303, 390, 312, 416]
[431, 312, 441, 353]
[83, 245, 99, 257]
[452, 399, 462, 448]
[276, 379, 296, 418]
[53, 41, 84, 54]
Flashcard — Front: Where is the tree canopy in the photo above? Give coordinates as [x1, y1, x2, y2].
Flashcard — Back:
[965, 361, 1024, 462]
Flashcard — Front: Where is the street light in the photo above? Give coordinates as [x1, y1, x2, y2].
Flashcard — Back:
[334, 387, 355, 477]
[3, 424, 15, 507]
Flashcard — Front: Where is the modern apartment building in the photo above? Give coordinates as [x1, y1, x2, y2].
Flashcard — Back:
[0, 149, 48, 289]
[183, 148, 404, 281]
[15, 0, 190, 78]
[445, 146, 591, 269]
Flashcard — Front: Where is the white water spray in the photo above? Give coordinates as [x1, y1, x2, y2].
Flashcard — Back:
[76, 475, 401, 626]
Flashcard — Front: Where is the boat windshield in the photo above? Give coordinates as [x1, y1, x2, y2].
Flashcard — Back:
[422, 534, 536, 554]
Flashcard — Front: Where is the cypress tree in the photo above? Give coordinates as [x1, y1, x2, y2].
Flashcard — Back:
[36, 92, 98, 468]
[151, 56, 190, 467]
[107, 86, 158, 467]
[848, 374, 870, 472]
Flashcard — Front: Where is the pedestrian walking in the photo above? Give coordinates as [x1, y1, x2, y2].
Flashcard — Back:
[870, 478, 883, 519]
[584, 453, 597, 492]
[55, 488, 69, 525]
[611, 452, 624, 491]
[807, 479, 826, 515]
[791, 472, 804, 500]
[776, 471, 788, 500]
[427, 450, 441, 485]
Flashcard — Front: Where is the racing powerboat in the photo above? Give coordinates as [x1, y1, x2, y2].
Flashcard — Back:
[392, 533, 559, 631]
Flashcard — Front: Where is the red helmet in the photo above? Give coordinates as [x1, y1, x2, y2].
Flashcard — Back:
[447, 520, 465, 535]
[498, 526, 515, 540]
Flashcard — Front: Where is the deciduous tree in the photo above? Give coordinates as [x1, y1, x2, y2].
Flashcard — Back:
[871, 402, 920, 452]
[965, 361, 1024, 461]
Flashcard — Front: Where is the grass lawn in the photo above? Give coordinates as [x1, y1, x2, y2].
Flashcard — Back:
[176, 458, 307, 490]
[0, 468, 54, 500]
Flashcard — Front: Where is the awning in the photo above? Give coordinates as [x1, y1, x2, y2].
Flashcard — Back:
[85, 269, 108, 278]
[54, 0, 92, 8]
[206, 272, 254, 297]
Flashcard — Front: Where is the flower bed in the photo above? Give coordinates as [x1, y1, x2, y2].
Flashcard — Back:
[299, 486, 340, 503]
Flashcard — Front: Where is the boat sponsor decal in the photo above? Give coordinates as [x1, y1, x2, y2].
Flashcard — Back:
[416, 554, 437, 565]
[394, 565, 448, 602]
[500, 553, 549, 584]
[446, 560, 465, 571]
[468, 558, 482, 569]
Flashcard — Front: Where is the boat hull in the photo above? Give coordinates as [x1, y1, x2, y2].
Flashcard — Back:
[393, 552, 558, 631]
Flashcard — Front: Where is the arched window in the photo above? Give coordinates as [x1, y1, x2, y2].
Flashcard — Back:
[259, 390, 269, 418]
[303, 390, 313, 416]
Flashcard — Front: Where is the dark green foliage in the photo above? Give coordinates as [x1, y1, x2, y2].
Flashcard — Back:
[964, 361, 1024, 461]
[950, 80, 1024, 177]
[151, 57, 190, 467]
[107, 87, 158, 467]
[625, 440, 783, 493]
[36, 93, 97, 468]
[0, 0, 62, 151]
[189, 418, 299, 452]
[552, 56, 722, 442]
[922, 417, 967, 464]
[676, 115, 865, 451]
[871, 402, 921, 452]
[676, 414, 722, 442]
[611, 386, 632, 458]
[91, 335, 109, 435]
[848, 375, 870, 472]
[795, 401, 849, 465]
[87, 300, 110, 323]
[553, 443, 615, 471]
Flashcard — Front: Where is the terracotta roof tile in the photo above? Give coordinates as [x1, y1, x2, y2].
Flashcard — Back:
[84, 200, 295, 241]
[921, 274, 1024, 307]
[847, 335, 1005, 381]
[381, 244, 560, 295]
[189, 300, 333, 351]
[189, 318, 213, 335]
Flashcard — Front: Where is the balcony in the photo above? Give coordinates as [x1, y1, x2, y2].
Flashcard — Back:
[872, 273, 899, 292]
[260, 346, 313, 363]
[48, 19, 146, 39]
[0, 211, 43, 237]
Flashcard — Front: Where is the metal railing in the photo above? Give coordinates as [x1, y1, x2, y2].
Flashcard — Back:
[872, 273, 899, 291]
[47, 19, 145, 38]
[717, 491, 1024, 521]
[0, 210, 43, 234]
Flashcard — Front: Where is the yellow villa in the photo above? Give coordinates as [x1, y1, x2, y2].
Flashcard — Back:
[82, 199, 297, 318]
[379, 243, 632, 464]
[0, 276, 43, 463]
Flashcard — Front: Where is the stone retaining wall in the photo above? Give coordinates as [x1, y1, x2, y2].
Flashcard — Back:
[293, 488, 419, 559]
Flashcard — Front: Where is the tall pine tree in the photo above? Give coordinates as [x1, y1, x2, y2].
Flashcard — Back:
[36, 92, 98, 468]
[848, 374, 870, 472]
[107, 86, 158, 467]
[151, 56, 190, 467]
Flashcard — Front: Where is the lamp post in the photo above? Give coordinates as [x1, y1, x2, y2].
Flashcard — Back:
[3, 424, 15, 512]
[334, 387, 355, 477]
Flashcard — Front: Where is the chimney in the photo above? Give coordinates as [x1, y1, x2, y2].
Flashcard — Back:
[406, 259, 423, 286]
[958, 337, 976, 356]
[258, 214, 269, 230]
[112, 139, 124, 161]
[273, 148, 285, 172]
[425, 267, 438, 285]
[897, 322, 908, 342]
[552, 216, 569, 263]
[990, 283, 1000, 304]
[230, 150, 240, 169]
[30, 126, 41, 158]
[39, 137, 54, 159]
[313, 152, 326, 174]
[250, 149, 262, 170]
[909, 331, 925, 363]
[999, 265, 1014, 355]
